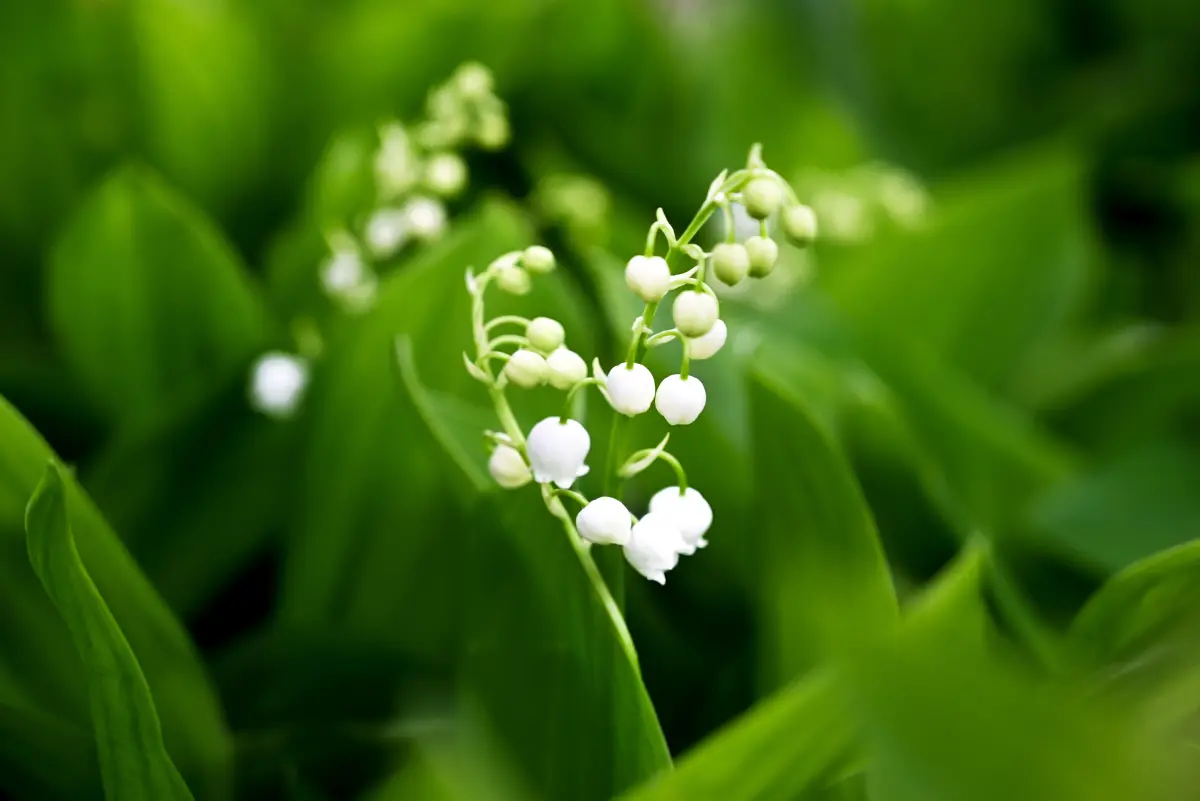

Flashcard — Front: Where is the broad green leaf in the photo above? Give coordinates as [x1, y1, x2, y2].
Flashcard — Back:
[621, 670, 855, 801]
[48, 166, 267, 426]
[83, 375, 297, 618]
[0, 394, 230, 798]
[0, 702, 101, 800]
[396, 327, 673, 799]
[25, 463, 194, 801]
[748, 367, 898, 683]
[1027, 441, 1200, 573]
[823, 147, 1095, 395]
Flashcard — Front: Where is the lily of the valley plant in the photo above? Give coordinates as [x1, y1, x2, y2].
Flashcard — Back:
[463, 145, 817, 584]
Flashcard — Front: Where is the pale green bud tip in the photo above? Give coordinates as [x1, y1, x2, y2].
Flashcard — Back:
[454, 62, 494, 99]
[746, 236, 779, 278]
[655, 374, 706, 425]
[503, 349, 547, 388]
[625, 255, 671, 302]
[522, 245, 556, 274]
[526, 317, 566, 353]
[711, 242, 750, 286]
[672, 290, 720, 338]
[494, 264, 532, 295]
[782, 204, 818, 246]
[742, 178, 785, 220]
[488, 444, 531, 489]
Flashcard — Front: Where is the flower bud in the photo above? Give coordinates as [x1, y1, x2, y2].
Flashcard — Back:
[476, 113, 509, 150]
[403, 196, 447, 241]
[526, 317, 565, 354]
[522, 245, 556, 274]
[527, 417, 590, 488]
[249, 352, 310, 419]
[488, 444, 531, 489]
[711, 242, 750, 286]
[742, 178, 784, 220]
[745, 236, 779, 277]
[364, 208, 409, 258]
[623, 512, 687, 584]
[575, 497, 633, 546]
[424, 152, 467, 197]
[546, 347, 587, 390]
[454, 62, 494, 100]
[686, 319, 727, 360]
[494, 264, 531, 295]
[503, 349, 547, 388]
[654, 375, 706, 425]
[781, 204, 818, 246]
[672, 290, 719, 338]
[321, 247, 366, 296]
[606, 363, 656, 416]
[625, 255, 671, 303]
[649, 486, 712, 553]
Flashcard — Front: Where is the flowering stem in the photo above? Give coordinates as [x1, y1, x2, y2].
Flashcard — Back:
[560, 377, 607, 422]
[548, 487, 590, 509]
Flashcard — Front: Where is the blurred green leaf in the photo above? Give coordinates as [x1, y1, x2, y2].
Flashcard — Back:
[0, 394, 230, 798]
[620, 669, 855, 801]
[824, 148, 1094, 395]
[25, 462, 194, 801]
[1027, 441, 1200, 573]
[0, 702, 101, 800]
[748, 366, 898, 684]
[48, 165, 267, 427]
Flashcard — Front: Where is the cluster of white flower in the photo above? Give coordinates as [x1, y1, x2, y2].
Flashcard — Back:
[320, 62, 510, 311]
[464, 145, 816, 585]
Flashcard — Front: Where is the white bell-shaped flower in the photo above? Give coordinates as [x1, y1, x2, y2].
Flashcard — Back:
[649, 486, 712, 554]
[488, 444, 531, 489]
[503, 349, 547, 388]
[320, 247, 366, 297]
[526, 417, 590, 488]
[546, 347, 587, 390]
[526, 317, 566, 353]
[623, 512, 687, 584]
[364, 208, 409, 258]
[654, 375, 706, 425]
[575, 497, 633, 546]
[606, 363, 656, 416]
[402, 196, 447, 241]
[672, 290, 719, 338]
[687, 319, 727, 360]
[625, 255, 671, 302]
[249, 352, 310, 419]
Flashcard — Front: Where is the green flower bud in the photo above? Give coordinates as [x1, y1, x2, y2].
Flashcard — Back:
[503, 349, 547, 388]
[711, 242, 750, 286]
[742, 178, 784, 220]
[522, 245, 556, 274]
[526, 317, 566, 353]
[672, 290, 719, 338]
[746, 236, 779, 278]
[494, 264, 531, 295]
[781, 204, 818, 246]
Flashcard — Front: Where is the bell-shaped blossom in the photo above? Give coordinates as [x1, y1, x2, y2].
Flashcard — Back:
[649, 486, 712, 554]
[575, 497, 633, 546]
[504, 349, 547, 388]
[526, 317, 565, 353]
[672, 291, 719, 338]
[623, 512, 687, 584]
[625, 255, 671, 302]
[654, 375, 706, 425]
[488, 444, 531, 489]
[402, 196, 447, 241]
[526, 417, 590, 488]
[546, 347, 587, 390]
[606, 363, 656, 416]
[687, 319, 727, 360]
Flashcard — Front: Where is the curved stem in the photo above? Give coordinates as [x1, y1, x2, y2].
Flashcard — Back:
[484, 315, 530, 332]
[560, 377, 607, 422]
[487, 333, 528, 351]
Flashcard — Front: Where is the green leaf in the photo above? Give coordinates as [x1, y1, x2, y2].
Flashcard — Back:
[0, 702, 101, 800]
[0, 394, 230, 798]
[620, 670, 856, 801]
[748, 367, 898, 684]
[25, 463, 194, 801]
[48, 165, 267, 426]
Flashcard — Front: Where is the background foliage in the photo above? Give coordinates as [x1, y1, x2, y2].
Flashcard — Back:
[2, 0, 1199, 799]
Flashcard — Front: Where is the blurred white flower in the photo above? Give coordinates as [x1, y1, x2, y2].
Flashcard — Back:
[575, 497, 633, 546]
[648, 486, 712, 554]
[364, 207, 408, 258]
[623, 512, 686, 584]
[526, 417, 590, 488]
[403, 196, 447, 241]
[424, 152, 467, 197]
[375, 122, 417, 198]
[249, 352, 310, 419]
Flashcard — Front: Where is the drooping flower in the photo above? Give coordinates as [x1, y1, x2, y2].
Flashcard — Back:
[522, 245, 556, 274]
[488, 444, 531, 489]
[648, 486, 712, 554]
[687, 319, 727, 360]
[403, 196, 447, 241]
[546, 348, 587, 390]
[606, 363, 656, 416]
[575, 497, 633, 546]
[745, 236, 779, 278]
[364, 208, 409, 258]
[711, 242, 750, 286]
[526, 417, 590, 488]
[526, 317, 566, 354]
[625, 255, 671, 303]
[781, 203, 818, 246]
[654, 375, 706, 425]
[672, 290, 719, 338]
[503, 349, 547, 388]
[623, 512, 687, 584]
